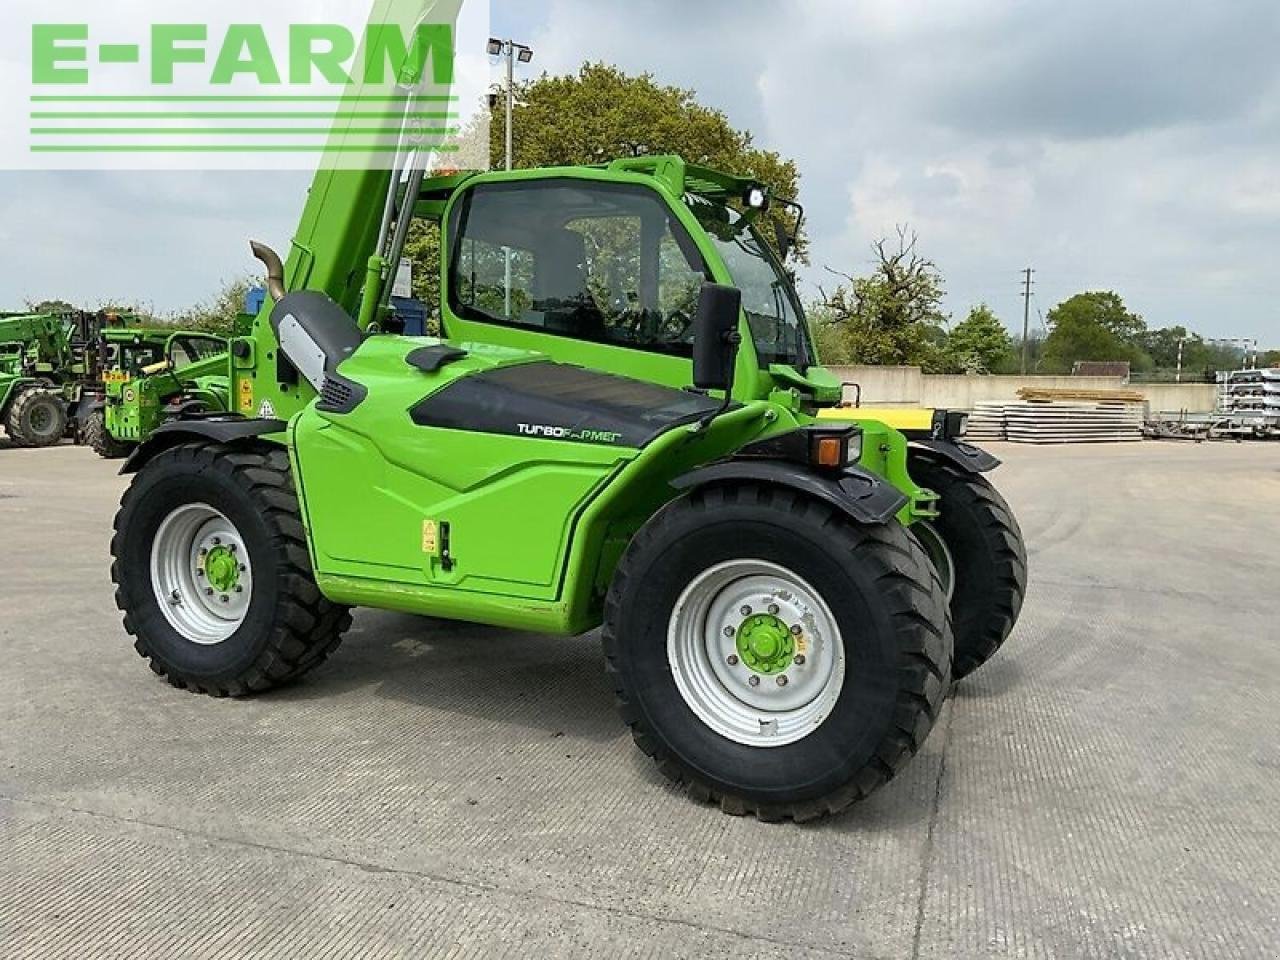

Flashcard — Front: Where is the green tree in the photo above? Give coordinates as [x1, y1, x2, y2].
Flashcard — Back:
[170, 277, 256, 335]
[1041, 291, 1151, 373]
[405, 63, 806, 309]
[496, 63, 802, 255]
[813, 227, 949, 370]
[945, 304, 1012, 374]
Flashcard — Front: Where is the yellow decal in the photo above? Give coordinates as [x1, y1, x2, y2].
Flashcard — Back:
[237, 378, 254, 413]
[421, 519, 439, 554]
[794, 632, 808, 656]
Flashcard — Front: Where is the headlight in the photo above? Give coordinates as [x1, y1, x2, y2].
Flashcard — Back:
[810, 428, 861, 468]
[736, 425, 862, 470]
[744, 185, 769, 210]
[946, 411, 969, 438]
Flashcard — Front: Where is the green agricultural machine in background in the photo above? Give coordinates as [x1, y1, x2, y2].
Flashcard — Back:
[0, 310, 101, 448]
[109, 1, 1025, 820]
[76, 327, 230, 459]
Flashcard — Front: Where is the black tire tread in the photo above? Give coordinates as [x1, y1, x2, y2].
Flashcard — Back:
[83, 410, 132, 459]
[602, 482, 951, 823]
[913, 457, 1027, 679]
[110, 441, 352, 697]
[5, 387, 66, 448]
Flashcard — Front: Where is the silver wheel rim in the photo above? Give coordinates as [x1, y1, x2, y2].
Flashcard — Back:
[913, 522, 955, 603]
[150, 503, 253, 645]
[667, 559, 845, 748]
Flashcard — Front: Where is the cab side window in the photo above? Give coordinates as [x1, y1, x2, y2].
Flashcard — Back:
[447, 180, 708, 356]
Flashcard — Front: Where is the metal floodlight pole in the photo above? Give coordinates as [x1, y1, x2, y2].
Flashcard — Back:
[488, 37, 533, 317]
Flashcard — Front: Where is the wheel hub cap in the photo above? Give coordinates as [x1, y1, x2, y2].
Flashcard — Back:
[203, 545, 240, 593]
[736, 613, 794, 674]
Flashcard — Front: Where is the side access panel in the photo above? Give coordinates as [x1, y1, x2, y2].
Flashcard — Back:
[290, 338, 722, 603]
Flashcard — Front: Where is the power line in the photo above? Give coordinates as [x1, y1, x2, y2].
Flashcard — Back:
[1020, 267, 1035, 375]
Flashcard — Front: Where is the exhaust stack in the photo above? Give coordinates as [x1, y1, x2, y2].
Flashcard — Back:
[249, 241, 286, 302]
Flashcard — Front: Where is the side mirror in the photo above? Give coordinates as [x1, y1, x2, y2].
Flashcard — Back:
[692, 282, 743, 391]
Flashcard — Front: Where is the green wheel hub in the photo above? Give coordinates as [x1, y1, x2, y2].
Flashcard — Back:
[203, 545, 240, 593]
[735, 613, 795, 675]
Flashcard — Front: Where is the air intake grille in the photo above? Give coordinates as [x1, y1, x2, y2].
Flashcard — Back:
[319, 377, 353, 408]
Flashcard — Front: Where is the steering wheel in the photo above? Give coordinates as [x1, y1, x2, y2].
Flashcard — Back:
[652, 309, 695, 344]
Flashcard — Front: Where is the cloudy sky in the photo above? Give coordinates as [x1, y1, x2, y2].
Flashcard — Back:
[2, 0, 1277, 345]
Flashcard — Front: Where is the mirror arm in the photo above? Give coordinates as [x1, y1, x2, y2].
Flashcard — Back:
[693, 330, 743, 432]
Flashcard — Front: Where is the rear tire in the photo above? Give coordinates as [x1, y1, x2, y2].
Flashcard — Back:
[110, 441, 351, 696]
[5, 387, 66, 447]
[909, 456, 1027, 679]
[603, 483, 951, 822]
[83, 410, 133, 459]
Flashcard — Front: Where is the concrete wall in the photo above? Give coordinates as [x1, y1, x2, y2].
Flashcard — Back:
[827, 365, 1219, 413]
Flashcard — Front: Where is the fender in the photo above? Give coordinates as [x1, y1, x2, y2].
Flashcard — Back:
[908, 438, 1000, 473]
[120, 416, 287, 475]
[671, 460, 907, 525]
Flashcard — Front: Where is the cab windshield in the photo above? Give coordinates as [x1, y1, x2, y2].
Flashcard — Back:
[692, 202, 813, 369]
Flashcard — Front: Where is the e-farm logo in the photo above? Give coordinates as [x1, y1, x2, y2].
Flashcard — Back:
[31, 23, 455, 88]
[4, 0, 489, 171]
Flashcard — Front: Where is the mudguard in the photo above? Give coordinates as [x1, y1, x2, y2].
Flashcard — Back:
[120, 415, 287, 474]
[908, 438, 1000, 473]
[671, 460, 907, 525]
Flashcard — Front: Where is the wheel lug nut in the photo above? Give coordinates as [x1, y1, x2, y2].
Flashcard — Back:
[790, 624, 802, 636]
[794, 654, 806, 665]
[740, 605, 752, 616]
[220, 595, 229, 604]
[723, 626, 734, 637]
[235, 586, 244, 594]
[196, 569, 204, 578]
[199, 548, 208, 557]
[726, 655, 738, 666]
[205, 588, 214, 597]
[212, 537, 222, 546]
[748, 675, 760, 687]
[228, 544, 237, 553]
[767, 603, 779, 615]
[238, 564, 246, 572]
[776, 675, 789, 687]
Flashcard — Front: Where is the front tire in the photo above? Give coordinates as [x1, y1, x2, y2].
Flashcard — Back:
[909, 456, 1027, 679]
[83, 410, 133, 459]
[603, 483, 951, 822]
[111, 441, 351, 696]
[5, 387, 66, 447]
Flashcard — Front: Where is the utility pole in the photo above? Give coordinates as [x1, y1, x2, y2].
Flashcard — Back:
[1176, 336, 1185, 383]
[1020, 267, 1035, 374]
[487, 38, 533, 317]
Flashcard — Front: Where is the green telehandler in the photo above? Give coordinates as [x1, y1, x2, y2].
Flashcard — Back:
[0, 310, 98, 448]
[76, 327, 230, 459]
[110, 1, 1024, 819]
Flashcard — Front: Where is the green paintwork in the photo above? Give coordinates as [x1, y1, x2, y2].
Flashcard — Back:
[215, 149, 950, 633]
[186, 8, 951, 636]
[99, 329, 231, 446]
[0, 311, 94, 422]
[736, 613, 795, 675]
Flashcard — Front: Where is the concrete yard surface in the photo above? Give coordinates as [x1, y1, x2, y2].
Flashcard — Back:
[1, 440, 1278, 959]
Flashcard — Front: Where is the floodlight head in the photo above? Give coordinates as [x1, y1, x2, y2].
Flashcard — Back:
[744, 186, 769, 210]
[487, 38, 503, 56]
[517, 46, 534, 63]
